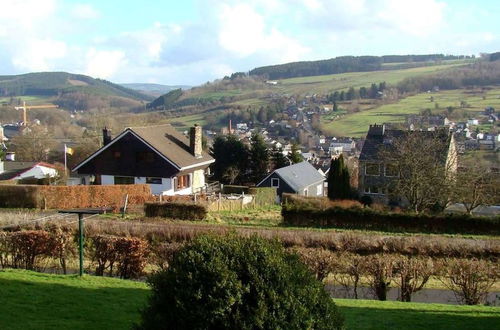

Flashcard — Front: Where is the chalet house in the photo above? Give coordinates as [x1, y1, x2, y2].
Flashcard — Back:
[358, 124, 457, 204]
[257, 161, 325, 198]
[73, 124, 214, 195]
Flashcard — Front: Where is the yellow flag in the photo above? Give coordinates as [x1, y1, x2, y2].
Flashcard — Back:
[65, 145, 74, 155]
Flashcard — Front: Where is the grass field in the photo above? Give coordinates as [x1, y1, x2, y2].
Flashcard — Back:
[323, 87, 500, 137]
[0, 269, 498, 330]
[276, 62, 469, 95]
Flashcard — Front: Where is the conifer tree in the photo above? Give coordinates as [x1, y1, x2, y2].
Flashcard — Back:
[249, 133, 269, 183]
[327, 154, 351, 200]
[288, 143, 303, 164]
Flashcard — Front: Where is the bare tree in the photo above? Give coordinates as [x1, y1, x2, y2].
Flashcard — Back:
[440, 258, 498, 305]
[393, 256, 434, 302]
[365, 254, 395, 301]
[11, 126, 56, 162]
[379, 130, 456, 213]
[451, 166, 499, 214]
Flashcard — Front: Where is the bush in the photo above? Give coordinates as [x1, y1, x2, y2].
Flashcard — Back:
[8, 230, 53, 270]
[88, 235, 148, 279]
[136, 234, 344, 330]
[440, 258, 499, 305]
[144, 202, 208, 220]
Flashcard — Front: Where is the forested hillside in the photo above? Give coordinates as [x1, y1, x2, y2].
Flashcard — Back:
[249, 54, 473, 80]
[0, 72, 152, 101]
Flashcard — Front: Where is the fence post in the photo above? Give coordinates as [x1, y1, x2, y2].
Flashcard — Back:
[218, 192, 221, 211]
[194, 193, 197, 204]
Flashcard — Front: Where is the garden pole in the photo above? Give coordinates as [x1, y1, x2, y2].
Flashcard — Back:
[78, 213, 84, 276]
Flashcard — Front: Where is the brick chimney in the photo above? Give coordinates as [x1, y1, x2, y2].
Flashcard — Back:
[103, 127, 112, 146]
[367, 124, 385, 137]
[190, 124, 203, 158]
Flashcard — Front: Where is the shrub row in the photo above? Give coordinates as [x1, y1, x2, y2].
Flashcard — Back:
[0, 226, 151, 279]
[83, 220, 500, 259]
[0, 184, 154, 211]
[291, 248, 499, 304]
[1, 224, 498, 304]
[282, 194, 500, 235]
[144, 202, 208, 220]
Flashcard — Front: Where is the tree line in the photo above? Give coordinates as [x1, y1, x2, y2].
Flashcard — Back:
[210, 134, 302, 185]
[327, 82, 387, 103]
[249, 54, 470, 80]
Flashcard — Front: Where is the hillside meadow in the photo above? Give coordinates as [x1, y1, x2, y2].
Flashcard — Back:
[322, 87, 500, 137]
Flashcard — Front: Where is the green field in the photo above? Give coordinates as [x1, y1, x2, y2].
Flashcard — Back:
[0, 269, 498, 330]
[323, 88, 500, 137]
[276, 62, 469, 95]
[181, 61, 469, 108]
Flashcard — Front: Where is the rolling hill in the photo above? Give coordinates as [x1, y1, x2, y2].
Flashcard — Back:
[121, 83, 191, 97]
[249, 54, 474, 80]
[0, 72, 153, 101]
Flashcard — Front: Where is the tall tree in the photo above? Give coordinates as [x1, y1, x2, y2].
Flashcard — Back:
[327, 155, 351, 200]
[288, 143, 303, 164]
[271, 147, 289, 170]
[249, 133, 269, 183]
[210, 135, 249, 184]
[11, 126, 56, 162]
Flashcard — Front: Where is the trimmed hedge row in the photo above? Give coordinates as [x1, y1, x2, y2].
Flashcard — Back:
[144, 202, 208, 220]
[282, 194, 500, 235]
[0, 184, 153, 211]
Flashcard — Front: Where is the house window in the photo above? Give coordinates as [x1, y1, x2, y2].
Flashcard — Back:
[136, 152, 154, 163]
[271, 178, 280, 187]
[175, 174, 190, 190]
[114, 176, 134, 185]
[384, 164, 399, 177]
[146, 177, 162, 184]
[317, 184, 323, 196]
[365, 163, 380, 176]
[363, 186, 384, 195]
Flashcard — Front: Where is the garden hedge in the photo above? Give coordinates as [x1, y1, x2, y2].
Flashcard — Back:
[144, 202, 208, 220]
[0, 184, 153, 211]
[282, 194, 500, 235]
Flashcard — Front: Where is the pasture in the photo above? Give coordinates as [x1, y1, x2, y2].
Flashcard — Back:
[322, 87, 500, 137]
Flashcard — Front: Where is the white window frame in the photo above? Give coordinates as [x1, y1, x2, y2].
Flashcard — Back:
[271, 178, 280, 187]
[363, 186, 385, 195]
[365, 163, 380, 176]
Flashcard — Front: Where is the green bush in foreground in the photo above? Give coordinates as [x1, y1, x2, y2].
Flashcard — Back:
[136, 234, 344, 330]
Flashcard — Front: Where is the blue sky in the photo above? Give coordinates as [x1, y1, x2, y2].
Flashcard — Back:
[0, 0, 498, 85]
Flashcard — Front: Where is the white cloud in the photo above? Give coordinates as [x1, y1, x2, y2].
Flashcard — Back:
[11, 39, 67, 71]
[85, 48, 126, 79]
[71, 3, 100, 19]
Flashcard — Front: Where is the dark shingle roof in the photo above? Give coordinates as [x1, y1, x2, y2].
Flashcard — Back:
[129, 125, 213, 168]
[359, 127, 450, 162]
[273, 161, 324, 191]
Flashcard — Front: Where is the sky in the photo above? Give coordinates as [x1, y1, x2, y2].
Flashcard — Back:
[0, 0, 498, 85]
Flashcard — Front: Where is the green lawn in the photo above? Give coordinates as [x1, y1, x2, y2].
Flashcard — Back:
[323, 87, 500, 137]
[0, 269, 500, 330]
[0, 269, 498, 330]
[0, 269, 149, 330]
[337, 299, 500, 330]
